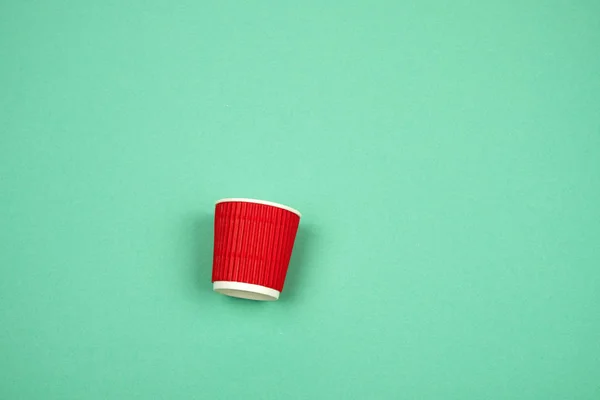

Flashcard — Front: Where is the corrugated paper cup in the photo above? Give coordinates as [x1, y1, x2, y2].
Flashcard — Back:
[212, 198, 301, 301]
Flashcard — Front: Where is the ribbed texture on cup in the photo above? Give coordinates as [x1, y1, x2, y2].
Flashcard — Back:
[212, 201, 300, 292]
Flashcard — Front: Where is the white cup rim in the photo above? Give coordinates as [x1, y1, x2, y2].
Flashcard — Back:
[215, 198, 301, 217]
[213, 281, 280, 301]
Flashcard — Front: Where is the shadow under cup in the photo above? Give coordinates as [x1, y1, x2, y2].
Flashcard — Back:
[211, 198, 301, 301]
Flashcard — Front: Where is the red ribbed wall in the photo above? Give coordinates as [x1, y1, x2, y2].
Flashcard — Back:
[212, 201, 300, 292]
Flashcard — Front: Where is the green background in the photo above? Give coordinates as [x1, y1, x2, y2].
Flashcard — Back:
[1, 1, 599, 398]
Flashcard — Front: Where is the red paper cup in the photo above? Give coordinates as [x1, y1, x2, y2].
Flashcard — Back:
[212, 198, 301, 301]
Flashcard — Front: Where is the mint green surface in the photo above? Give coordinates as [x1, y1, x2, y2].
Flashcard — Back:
[2, 1, 600, 399]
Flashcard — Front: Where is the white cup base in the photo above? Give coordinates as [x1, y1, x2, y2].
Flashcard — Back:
[213, 281, 280, 301]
